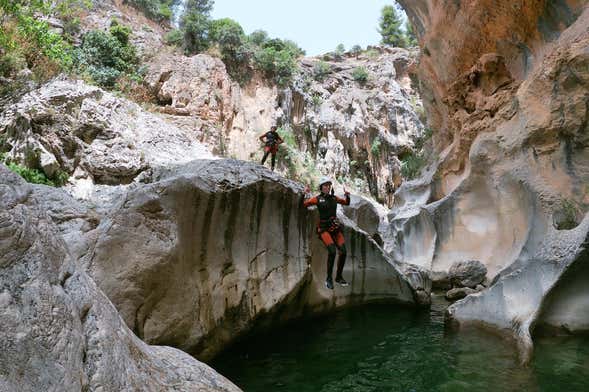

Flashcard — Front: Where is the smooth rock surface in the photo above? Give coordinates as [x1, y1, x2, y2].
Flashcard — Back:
[0, 164, 241, 392]
[81, 159, 419, 360]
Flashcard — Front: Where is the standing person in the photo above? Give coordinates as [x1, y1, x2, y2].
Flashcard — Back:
[385, 178, 395, 208]
[303, 177, 351, 290]
[259, 126, 283, 171]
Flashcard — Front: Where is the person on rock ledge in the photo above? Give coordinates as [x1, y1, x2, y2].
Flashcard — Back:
[303, 177, 351, 290]
[259, 125, 284, 171]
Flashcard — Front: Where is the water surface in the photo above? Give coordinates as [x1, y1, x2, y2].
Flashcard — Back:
[213, 296, 589, 391]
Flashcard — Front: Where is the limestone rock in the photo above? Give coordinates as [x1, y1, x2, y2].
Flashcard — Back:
[430, 270, 452, 290]
[342, 195, 386, 237]
[445, 287, 477, 301]
[142, 48, 424, 201]
[389, 3, 589, 363]
[0, 164, 241, 392]
[449, 260, 487, 288]
[0, 79, 213, 197]
[82, 159, 418, 360]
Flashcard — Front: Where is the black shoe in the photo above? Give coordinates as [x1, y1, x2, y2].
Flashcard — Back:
[335, 277, 349, 287]
[325, 277, 334, 290]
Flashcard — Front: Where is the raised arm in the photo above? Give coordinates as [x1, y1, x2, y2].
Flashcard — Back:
[336, 188, 351, 205]
[303, 185, 318, 207]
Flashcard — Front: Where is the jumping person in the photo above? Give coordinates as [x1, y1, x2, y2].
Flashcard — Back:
[259, 126, 283, 171]
[303, 177, 351, 290]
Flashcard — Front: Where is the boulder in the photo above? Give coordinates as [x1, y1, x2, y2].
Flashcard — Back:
[449, 260, 487, 288]
[430, 270, 452, 290]
[81, 159, 419, 360]
[0, 79, 214, 197]
[445, 287, 477, 301]
[0, 164, 241, 392]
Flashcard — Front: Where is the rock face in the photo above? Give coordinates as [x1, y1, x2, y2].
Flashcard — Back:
[80, 159, 419, 360]
[0, 79, 213, 198]
[390, 0, 589, 362]
[445, 287, 477, 301]
[0, 164, 241, 392]
[145, 47, 424, 202]
[449, 260, 487, 288]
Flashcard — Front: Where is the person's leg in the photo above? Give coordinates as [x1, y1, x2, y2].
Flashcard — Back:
[271, 152, 276, 171]
[261, 150, 270, 165]
[320, 231, 336, 289]
[334, 231, 348, 285]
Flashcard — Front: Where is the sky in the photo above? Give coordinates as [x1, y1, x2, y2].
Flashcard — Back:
[210, 0, 397, 56]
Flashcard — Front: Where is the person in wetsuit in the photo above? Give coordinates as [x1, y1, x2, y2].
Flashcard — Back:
[303, 177, 351, 290]
[259, 126, 283, 171]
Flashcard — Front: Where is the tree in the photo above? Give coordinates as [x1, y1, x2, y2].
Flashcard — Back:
[185, 0, 214, 16]
[405, 20, 418, 47]
[249, 29, 268, 46]
[180, 0, 215, 54]
[209, 18, 248, 77]
[378, 5, 405, 48]
[351, 44, 363, 58]
[181, 11, 210, 53]
[209, 18, 244, 49]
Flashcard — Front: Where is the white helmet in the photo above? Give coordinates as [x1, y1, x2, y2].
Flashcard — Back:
[318, 177, 332, 190]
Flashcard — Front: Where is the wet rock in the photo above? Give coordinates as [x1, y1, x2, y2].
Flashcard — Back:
[449, 260, 487, 288]
[430, 270, 452, 290]
[445, 287, 477, 301]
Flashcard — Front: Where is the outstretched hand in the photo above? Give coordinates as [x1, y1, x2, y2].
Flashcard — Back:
[304, 185, 311, 194]
[343, 186, 350, 195]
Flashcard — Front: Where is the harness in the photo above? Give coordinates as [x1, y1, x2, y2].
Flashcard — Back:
[315, 193, 341, 234]
[317, 216, 341, 234]
[265, 131, 278, 146]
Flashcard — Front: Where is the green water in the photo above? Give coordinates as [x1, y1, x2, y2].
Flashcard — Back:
[212, 296, 589, 392]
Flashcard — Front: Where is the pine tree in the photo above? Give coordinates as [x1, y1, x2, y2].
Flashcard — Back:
[378, 5, 405, 48]
[181, 0, 215, 54]
[405, 20, 418, 47]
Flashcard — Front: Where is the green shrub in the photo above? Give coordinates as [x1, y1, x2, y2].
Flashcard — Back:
[164, 29, 183, 46]
[371, 137, 382, 157]
[351, 45, 363, 57]
[0, 1, 74, 83]
[249, 30, 269, 46]
[274, 50, 297, 86]
[209, 18, 251, 78]
[414, 127, 433, 150]
[126, 0, 173, 22]
[352, 66, 369, 84]
[75, 24, 138, 88]
[109, 20, 132, 46]
[6, 162, 55, 186]
[311, 93, 322, 108]
[253, 46, 298, 86]
[365, 48, 380, 59]
[558, 199, 580, 230]
[313, 61, 331, 82]
[401, 152, 426, 179]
